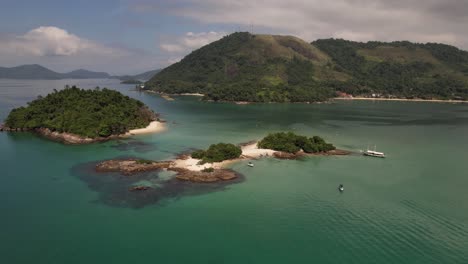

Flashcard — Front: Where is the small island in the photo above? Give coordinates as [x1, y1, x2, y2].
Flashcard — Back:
[94, 133, 350, 184]
[1, 86, 165, 144]
[120, 79, 143, 84]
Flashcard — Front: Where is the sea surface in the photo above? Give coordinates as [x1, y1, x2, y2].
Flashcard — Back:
[1, 79, 468, 263]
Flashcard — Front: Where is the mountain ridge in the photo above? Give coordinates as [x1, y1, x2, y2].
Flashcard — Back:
[0, 64, 110, 80]
[147, 32, 468, 102]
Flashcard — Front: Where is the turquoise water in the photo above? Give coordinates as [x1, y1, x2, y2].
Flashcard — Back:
[1, 79, 468, 263]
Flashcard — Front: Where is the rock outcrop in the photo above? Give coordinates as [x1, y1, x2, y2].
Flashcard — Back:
[96, 159, 171, 175]
[171, 168, 238, 182]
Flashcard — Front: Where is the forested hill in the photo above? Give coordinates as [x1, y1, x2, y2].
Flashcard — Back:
[0, 64, 110, 80]
[4, 87, 156, 138]
[147, 32, 468, 102]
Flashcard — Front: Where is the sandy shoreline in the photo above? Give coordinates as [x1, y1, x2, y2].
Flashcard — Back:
[126, 121, 166, 136]
[333, 97, 468, 104]
[172, 143, 277, 171]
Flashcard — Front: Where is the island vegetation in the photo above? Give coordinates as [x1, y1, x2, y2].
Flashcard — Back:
[258, 132, 335, 153]
[191, 143, 242, 163]
[4, 86, 157, 140]
[120, 79, 142, 84]
[147, 32, 468, 102]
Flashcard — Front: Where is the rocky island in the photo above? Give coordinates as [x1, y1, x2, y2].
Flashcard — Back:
[1, 86, 165, 144]
[94, 133, 350, 185]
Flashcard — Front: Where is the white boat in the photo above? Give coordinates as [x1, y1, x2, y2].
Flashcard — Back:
[247, 162, 254, 167]
[363, 145, 385, 158]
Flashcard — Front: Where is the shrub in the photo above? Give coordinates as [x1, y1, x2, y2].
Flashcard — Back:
[201, 167, 215, 173]
[191, 143, 242, 163]
[258, 132, 335, 153]
[191, 149, 206, 159]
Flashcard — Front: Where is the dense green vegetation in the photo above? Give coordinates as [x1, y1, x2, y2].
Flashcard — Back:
[201, 167, 215, 173]
[0, 64, 110, 80]
[5, 86, 156, 138]
[148, 32, 338, 102]
[313, 39, 468, 99]
[191, 143, 242, 163]
[258, 132, 335, 153]
[121, 79, 142, 84]
[148, 32, 468, 101]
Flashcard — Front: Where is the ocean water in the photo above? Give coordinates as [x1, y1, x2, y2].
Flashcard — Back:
[1, 79, 468, 263]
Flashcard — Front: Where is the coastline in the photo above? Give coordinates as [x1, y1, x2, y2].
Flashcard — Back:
[95, 142, 351, 183]
[333, 97, 468, 104]
[172, 142, 276, 172]
[1, 120, 166, 144]
[125, 121, 166, 136]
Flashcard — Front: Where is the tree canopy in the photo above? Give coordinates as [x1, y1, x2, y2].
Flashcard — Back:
[191, 143, 242, 163]
[258, 132, 335, 153]
[147, 32, 468, 102]
[5, 86, 156, 138]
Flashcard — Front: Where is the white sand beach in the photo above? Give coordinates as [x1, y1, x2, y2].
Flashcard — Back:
[334, 97, 468, 104]
[171, 142, 276, 171]
[126, 121, 166, 136]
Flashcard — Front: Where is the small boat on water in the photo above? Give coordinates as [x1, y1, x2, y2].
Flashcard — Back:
[247, 162, 254, 167]
[363, 145, 385, 158]
[338, 184, 344, 192]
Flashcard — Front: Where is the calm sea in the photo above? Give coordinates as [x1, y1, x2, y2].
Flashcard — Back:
[1, 79, 468, 263]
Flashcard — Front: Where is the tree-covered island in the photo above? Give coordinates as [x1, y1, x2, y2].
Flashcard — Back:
[258, 132, 336, 153]
[2, 86, 160, 144]
[191, 143, 242, 163]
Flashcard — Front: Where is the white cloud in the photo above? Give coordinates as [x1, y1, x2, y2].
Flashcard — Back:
[0, 26, 125, 57]
[141, 0, 468, 50]
[160, 43, 185, 53]
[167, 57, 182, 64]
[160, 31, 227, 54]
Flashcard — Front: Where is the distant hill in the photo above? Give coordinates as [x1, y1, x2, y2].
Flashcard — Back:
[114, 69, 161, 81]
[147, 32, 468, 102]
[0, 64, 110, 80]
[62, 69, 109, 79]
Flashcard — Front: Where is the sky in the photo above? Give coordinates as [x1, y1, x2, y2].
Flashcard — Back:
[0, 0, 467, 75]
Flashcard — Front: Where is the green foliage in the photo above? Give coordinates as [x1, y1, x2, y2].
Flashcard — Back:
[147, 32, 338, 102]
[136, 159, 153, 164]
[121, 79, 142, 84]
[258, 132, 335, 153]
[5, 86, 156, 138]
[191, 149, 206, 159]
[201, 167, 215, 173]
[191, 143, 242, 163]
[147, 32, 468, 102]
[313, 39, 468, 100]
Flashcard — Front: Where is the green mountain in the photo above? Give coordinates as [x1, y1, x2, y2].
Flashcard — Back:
[63, 69, 110, 79]
[114, 69, 161, 81]
[147, 32, 468, 102]
[0, 64, 110, 80]
[0, 64, 63, 79]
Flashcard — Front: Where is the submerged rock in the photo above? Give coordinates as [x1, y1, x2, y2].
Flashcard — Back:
[129, 186, 151, 191]
[96, 159, 171, 175]
[171, 168, 238, 183]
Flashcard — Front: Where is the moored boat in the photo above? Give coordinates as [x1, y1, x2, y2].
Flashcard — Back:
[363, 145, 385, 158]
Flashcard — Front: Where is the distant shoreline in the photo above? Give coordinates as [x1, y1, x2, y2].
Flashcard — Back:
[333, 97, 468, 104]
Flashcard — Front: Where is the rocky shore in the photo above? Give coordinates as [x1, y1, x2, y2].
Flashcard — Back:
[273, 149, 351, 159]
[96, 159, 171, 175]
[95, 158, 239, 183]
[0, 120, 165, 144]
[93, 142, 352, 185]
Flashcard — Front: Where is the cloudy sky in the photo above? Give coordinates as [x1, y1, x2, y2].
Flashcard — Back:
[0, 0, 467, 74]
